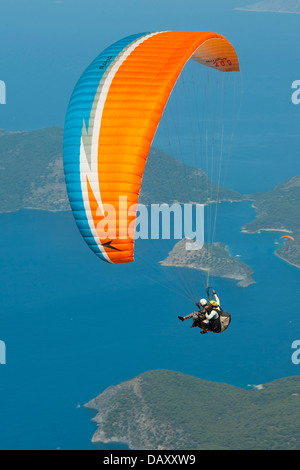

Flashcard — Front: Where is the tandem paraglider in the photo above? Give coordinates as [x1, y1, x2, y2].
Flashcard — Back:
[178, 289, 231, 335]
[63, 31, 240, 326]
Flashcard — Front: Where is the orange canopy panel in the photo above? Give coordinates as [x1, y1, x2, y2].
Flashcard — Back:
[63, 31, 240, 263]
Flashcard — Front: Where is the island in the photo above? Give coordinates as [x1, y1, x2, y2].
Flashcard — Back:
[160, 239, 255, 287]
[84, 369, 300, 450]
[235, 0, 300, 14]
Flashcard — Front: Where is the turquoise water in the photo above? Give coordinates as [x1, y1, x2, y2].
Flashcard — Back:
[0, 202, 299, 449]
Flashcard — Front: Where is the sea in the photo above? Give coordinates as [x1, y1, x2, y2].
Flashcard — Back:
[0, 201, 299, 450]
[0, 0, 300, 450]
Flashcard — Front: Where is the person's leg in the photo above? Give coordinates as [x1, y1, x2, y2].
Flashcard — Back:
[178, 312, 196, 322]
[200, 320, 208, 334]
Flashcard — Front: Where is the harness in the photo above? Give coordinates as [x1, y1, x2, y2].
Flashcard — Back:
[204, 288, 231, 334]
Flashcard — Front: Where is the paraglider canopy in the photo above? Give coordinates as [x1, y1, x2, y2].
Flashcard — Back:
[63, 31, 240, 265]
[280, 235, 295, 242]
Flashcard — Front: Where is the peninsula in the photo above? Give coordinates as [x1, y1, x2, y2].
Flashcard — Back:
[235, 0, 300, 14]
[0, 127, 244, 213]
[85, 370, 300, 450]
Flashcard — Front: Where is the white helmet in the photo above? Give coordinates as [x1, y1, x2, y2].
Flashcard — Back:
[200, 298, 207, 307]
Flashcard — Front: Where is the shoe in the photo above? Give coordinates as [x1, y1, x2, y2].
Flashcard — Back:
[178, 316, 184, 322]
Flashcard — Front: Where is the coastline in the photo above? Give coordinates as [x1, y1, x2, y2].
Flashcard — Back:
[160, 261, 255, 287]
[241, 227, 293, 234]
[274, 251, 300, 269]
[84, 372, 300, 450]
[235, 9, 300, 14]
[240, 226, 300, 270]
[0, 207, 70, 215]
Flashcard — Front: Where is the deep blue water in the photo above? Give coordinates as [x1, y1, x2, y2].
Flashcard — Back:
[0, 0, 300, 451]
[0, 203, 299, 449]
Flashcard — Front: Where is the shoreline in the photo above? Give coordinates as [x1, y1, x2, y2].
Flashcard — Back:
[241, 227, 293, 234]
[84, 373, 299, 450]
[0, 207, 70, 215]
[235, 9, 300, 15]
[160, 261, 255, 287]
[240, 226, 300, 270]
[0, 196, 247, 216]
[274, 251, 300, 270]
